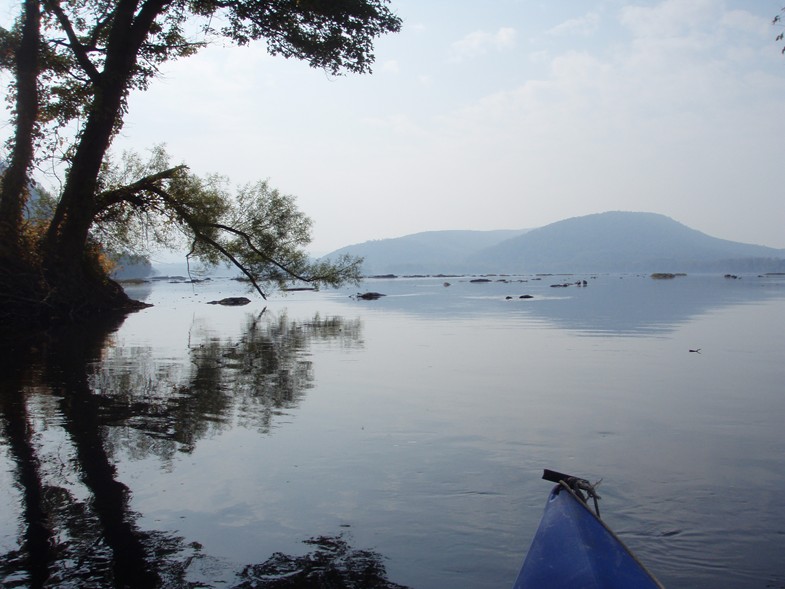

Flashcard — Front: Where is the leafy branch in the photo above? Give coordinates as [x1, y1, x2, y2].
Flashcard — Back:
[92, 149, 362, 299]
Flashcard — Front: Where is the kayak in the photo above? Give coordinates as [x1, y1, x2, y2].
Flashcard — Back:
[513, 470, 664, 589]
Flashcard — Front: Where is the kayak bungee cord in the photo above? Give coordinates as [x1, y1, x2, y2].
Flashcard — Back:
[542, 468, 603, 517]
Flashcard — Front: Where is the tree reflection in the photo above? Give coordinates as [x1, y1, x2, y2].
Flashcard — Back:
[235, 534, 408, 589]
[95, 311, 363, 459]
[0, 384, 55, 588]
[0, 311, 407, 589]
[0, 319, 188, 588]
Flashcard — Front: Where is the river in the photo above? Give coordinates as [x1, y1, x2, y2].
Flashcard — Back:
[1, 272, 784, 588]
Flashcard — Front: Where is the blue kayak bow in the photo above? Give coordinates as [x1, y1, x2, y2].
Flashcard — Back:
[513, 470, 665, 589]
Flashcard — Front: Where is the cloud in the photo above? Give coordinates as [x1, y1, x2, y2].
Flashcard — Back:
[545, 12, 600, 37]
[363, 113, 427, 138]
[450, 27, 517, 61]
[382, 59, 400, 73]
[721, 9, 770, 36]
[616, 1, 775, 77]
[619, 0, 717, 38]
[404, 0, 785, 249]
[617, 0, 772, 52]
[404, 21, 427, 34]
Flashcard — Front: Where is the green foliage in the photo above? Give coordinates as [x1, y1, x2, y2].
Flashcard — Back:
[92, 146, 220, 254]
[222, 181, 313, 274]
[1, 0, 400, 164]
[2, 0, 203, 143]
[92, 146, 363, 297]
[205, 0, 402, 74]
[0, 0, 392, 315]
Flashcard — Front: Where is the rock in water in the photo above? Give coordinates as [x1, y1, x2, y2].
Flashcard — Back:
[356, 292, 386, 300]
[207, 297, 251, 306]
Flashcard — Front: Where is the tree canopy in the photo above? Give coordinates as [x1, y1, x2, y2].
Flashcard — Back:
[0, 0, 401, 323]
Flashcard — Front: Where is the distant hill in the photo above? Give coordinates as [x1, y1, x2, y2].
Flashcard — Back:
[111, 254, 154, 279]
[324, 229, 530, 275]
[322, 212, 785, 274]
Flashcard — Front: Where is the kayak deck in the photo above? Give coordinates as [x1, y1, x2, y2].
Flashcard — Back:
[514, 478, 664, 589]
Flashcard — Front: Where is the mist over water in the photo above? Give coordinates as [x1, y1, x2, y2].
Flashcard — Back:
[1, 273, 784, 588]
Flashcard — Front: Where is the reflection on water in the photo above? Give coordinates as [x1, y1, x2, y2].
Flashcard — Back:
[0, 316, 172, 588]
[341, 273, 785, 335]
[0, 312, 397, 588]
[235, 534, 408, 588]
[96, 311, 363, 458]
[1, 274, 784, 589]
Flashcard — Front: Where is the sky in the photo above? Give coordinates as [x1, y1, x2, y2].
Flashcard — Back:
[2, 0, 785, 255]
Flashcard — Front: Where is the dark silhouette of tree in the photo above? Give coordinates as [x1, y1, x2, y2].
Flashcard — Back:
[0, 0, 39, 254]
[0, 0, 399, 324]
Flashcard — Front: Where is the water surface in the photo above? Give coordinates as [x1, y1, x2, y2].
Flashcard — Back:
[1, 273, 784, 588]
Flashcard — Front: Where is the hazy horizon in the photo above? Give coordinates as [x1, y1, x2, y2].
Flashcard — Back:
[142, 210, 785, 269]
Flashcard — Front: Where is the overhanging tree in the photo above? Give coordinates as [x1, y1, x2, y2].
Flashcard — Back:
[93, 146, 361, 298]
[0, 0, 400, 322]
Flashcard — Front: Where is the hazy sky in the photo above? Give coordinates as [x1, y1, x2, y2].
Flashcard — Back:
[2, 0, 785, 255]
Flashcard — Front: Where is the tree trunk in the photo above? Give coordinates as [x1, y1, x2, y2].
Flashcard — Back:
[0, 0, 40, 255]
[38, 96, 130, 314]
[43, 0, 170, 260]
[43, 111, 119, 265]
[40, 0, 169, 316]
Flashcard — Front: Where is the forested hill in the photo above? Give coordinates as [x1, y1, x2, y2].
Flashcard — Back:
[322, 212, 785, 275]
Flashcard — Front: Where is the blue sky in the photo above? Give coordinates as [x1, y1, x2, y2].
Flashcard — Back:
[2, 0, 785, 255]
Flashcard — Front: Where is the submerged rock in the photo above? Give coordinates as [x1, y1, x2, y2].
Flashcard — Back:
[355, 292, 386, 300]
[207, 297, 251, 306]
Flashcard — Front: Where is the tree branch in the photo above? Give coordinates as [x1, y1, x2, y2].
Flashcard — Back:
[129, 0, 172, 56]
[94, 165, 188, 212]
[95, 166, 354, 298]
[143, 185, 270, 299]
[147, 186, 331, 293]
[203, 220, 313, 282]
[185, 232, 269, 300]
[195, 220, 359, 287]
[42, 0, 102, 84]
[87, 8, 116, 50]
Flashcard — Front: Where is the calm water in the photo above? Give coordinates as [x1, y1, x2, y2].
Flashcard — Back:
[1, 273, 784, 588]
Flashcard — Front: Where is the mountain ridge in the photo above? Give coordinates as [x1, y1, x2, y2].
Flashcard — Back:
[325, 228, 531, 275]
[321, 212, 785, 275]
